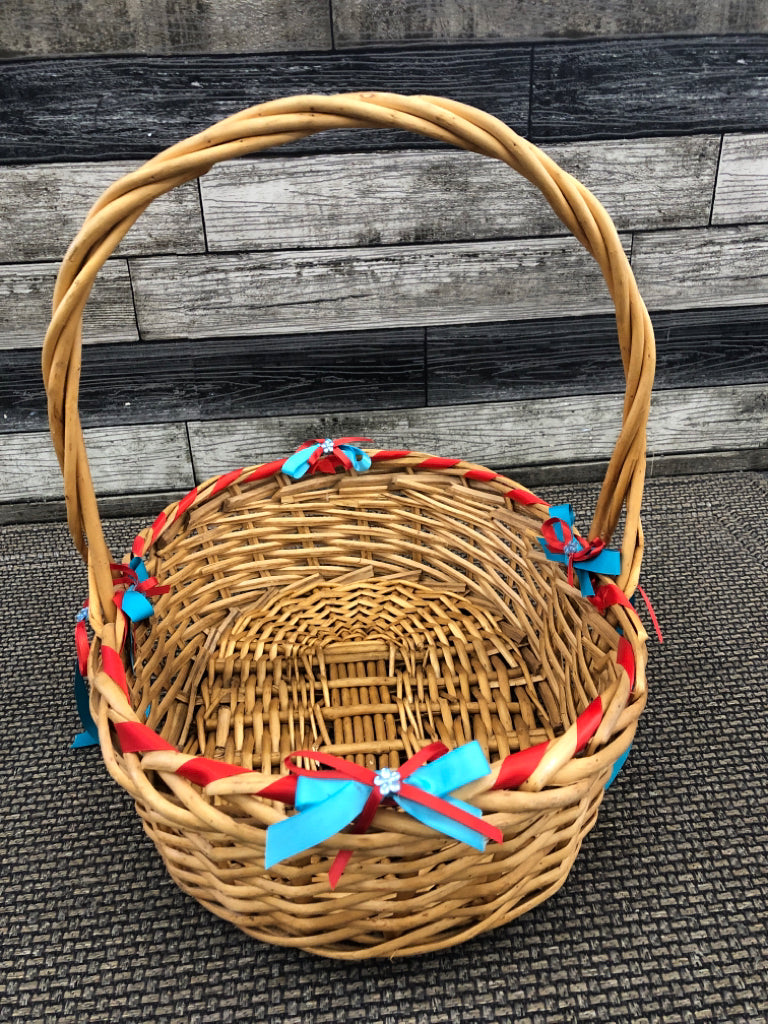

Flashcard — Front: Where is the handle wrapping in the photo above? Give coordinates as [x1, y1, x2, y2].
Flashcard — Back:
[42, 92, 655, 623]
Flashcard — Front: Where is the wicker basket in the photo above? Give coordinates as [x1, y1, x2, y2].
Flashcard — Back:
[43, 92, 655, 959]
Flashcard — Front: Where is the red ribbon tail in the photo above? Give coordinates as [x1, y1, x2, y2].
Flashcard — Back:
[329, 788, 382, 889]
[636, 584, 664, 643]
[75, 619, 90, 676]
[567, 556, 575, 587]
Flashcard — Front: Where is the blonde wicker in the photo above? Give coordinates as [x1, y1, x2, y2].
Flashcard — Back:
[43, 93, 655, 959]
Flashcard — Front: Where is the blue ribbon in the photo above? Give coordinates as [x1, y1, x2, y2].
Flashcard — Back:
[120, 555, 155, 624]
[282, 440, 372, 481]
[265, 741, 493, 869]
[605, 744, 632, 790]
[537, 503, 621, 597]
[72, 659, 99, 749]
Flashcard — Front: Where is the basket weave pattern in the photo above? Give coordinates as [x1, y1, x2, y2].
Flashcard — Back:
[43, 94, 654, 958]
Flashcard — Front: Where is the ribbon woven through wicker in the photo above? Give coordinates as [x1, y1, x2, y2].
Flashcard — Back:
[43, 92, 655, 959]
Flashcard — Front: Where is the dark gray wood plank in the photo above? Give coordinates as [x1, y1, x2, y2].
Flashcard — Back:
[0, 260, 137, 349]
[130, 236, 629, 341]
[428, 307, 768, 405]
[200, 136, 718, 251]
[0, 163, 205, 263]
[0, 0, 331, 58]
[713, 133, 768, 225]
[0, 48, 530, 164]
[0, 329, 425, 433]
[6, 306, 766, 434]
[334, 0, 768, 47]
[0, 423, 194, 503]
[187, 383, 768, 480]
[532, 37, 768, 141]
[633, 225, 768, 312]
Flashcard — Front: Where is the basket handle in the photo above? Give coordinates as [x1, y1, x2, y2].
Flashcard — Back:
[43, 92, 655, 622]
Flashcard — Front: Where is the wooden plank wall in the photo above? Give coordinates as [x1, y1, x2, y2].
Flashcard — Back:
[1, 6, 767, 521]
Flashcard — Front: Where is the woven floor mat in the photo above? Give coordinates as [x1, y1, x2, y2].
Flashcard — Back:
[1, 472, 766, 1024]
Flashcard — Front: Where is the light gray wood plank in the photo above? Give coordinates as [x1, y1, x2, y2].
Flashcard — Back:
[6, 449, 768, 523]
[333, 0, 768, 47]
[187, 383, 768, 480]
[0, 423, 194, 503]
[633, 225, 768, 311]
[0, 163, 205, 262]
[0, 260, 137, 350]
[712, 133, 768, 225]
[0, 0, 331, 58]
[130, 236, 630, 341]
[200, 136, 719, 252]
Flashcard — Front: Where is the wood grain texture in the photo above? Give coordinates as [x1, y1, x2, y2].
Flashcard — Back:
[428, 306, 768, 404]
[0, 260, 137, 350]
[0, 48, 530, 164]
[0, 329, 425, 433]
[532, 36, 768, 141]
[187, 383, 768, 480]
[129, 236, 629, 341]
[0, 0, 331, 58]
[6, 450, 768, 523]
[633, 225, 768, 312]
[334, 0, 768, 47]
[0, 163, 205, 263]
[200, 136, 719, 251]
[0, 423, 194, 503]
[5, 306, 767, 434]
[712, 133, 768, 225]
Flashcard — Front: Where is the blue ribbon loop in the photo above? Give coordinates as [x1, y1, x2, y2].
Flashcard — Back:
[537, 503, 621, 597]
[72, 660, 99, 749]
[282, 440, 372, 481]
[120, 555, 154, 623]
[265, 741, 493, 870]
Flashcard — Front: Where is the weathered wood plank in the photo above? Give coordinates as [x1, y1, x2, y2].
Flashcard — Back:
[0, 163, 205, 263]
[532, 37, 768, 141]
[6, 449, 768, 524]
[0, 0, 332, 58]
[428, 306, 768, 404]
[633, 225, 768, 312]
[0, 260, 137, 350]
[187, 383, 768, 480]
[0, 329, 425, 432]
[334, 0, 768, 47]
[0, 423, 194, 503]
[130, 236, 630, 341]
[200, 136, 719, 252]
[5, 305, 767, 434]
[0, 49, 530, 164]
[712, 133, 768, 225]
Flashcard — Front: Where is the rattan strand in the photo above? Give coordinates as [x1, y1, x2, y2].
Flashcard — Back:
[42, 93, 653, 958]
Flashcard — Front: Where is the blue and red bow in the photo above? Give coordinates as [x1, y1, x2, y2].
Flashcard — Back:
[537, 504, 621, 597]
[260, 741, 502, 888]
[112, 556, 170, 623]
[281, 437, 372, 480]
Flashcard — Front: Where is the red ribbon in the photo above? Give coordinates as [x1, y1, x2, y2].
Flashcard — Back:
[540, 517, 606, 587]
[263, 743, 502, 888]
[590, 582, 663, 644]
[295, 437, 372, 475]
[109, 562, 170, 603]
[75, 610, 90, 676]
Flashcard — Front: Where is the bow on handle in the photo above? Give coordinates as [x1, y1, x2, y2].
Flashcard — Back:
[112, 555, 170, 623]
[538, 504, 621, 597]
[281, 437, 373, 480]
[263, 741, 502, 888]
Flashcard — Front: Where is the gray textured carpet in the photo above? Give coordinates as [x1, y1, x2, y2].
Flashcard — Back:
[1, 473, 767, 1024]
